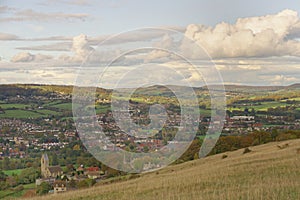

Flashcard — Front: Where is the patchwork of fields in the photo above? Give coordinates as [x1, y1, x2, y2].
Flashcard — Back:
[0, 101, 111, 119]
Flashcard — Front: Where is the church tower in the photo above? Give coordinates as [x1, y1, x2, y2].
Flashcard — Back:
[41, 153, 49, 178]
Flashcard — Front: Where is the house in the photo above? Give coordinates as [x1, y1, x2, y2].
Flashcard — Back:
[53, 181, 67, 194]
[41, 153, 63, 178]
[85, 171, 100, 179]
[86, 167, 99, 172]
[84, 166, 101, 179]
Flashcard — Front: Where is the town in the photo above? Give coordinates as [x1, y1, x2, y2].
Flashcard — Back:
[0, 84, 300, 197]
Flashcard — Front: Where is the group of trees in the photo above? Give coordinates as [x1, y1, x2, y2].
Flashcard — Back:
[0, 167, 40, 190]
[176, 129, 300, 163]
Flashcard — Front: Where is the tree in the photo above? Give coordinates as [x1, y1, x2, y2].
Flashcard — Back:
[250, 108, 256, 116]
[77, 179, 89, 188]
[68, 179, 77, 188]
[51, 154, 58, 166]
[36, 182, 52, 195]
[143, 146, 149, 153]
[244, 108, 249, 115]
[0, 171, 7, 181]
[2, 157, 10, 170]
[18, 167, 40, 184]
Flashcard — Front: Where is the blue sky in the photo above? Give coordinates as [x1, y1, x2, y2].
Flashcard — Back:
[2, 0, 300, 37]
[1, 0, 300, 86]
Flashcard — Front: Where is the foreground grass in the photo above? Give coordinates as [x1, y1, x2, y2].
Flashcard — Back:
[28, 139, 300, 200]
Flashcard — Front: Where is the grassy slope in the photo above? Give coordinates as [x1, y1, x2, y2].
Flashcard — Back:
[28, 139, 300, 200]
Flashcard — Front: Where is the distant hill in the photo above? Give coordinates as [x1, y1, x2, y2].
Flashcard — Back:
[287, 83, 300, 89]
[1, 83, 300, 96]
[29, 139, 300, 200]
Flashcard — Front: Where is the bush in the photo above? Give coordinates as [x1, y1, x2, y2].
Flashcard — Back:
[36, 182, 52, 195]
[221, 154, 228, 159]
[13, 185, 24, 192]
[243, 147, 252, 154]
[76, 179, 96, 188]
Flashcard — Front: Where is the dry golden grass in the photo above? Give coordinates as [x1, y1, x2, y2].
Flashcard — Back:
[29, 139, 300, 200]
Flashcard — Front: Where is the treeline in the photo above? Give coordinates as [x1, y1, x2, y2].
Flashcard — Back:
[176, 129, 300, 163]
[211, 130, 300, 154]
[0, 85, 52, 100]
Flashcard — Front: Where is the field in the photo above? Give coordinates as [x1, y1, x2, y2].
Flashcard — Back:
[0, 101, 114, 119]
[0, 183, 35, 199]
[0, 103, 60, 119]
[29, 139, 300, 200]
[228, 101, 289, 112]
[0, 110, 45, 119]
[0, 104, 33, 109]
[3, 169, 23, 176]
[0, 102, 68, 119]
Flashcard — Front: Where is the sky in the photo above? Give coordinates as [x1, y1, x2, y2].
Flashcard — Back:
[1, 0, 300, 86]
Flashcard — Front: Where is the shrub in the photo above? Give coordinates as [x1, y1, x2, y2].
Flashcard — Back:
[243, 147, 252, 154]
[221, 154, 228, 159]
[36, 182, 52, 195]
[14, 185, 24, 192]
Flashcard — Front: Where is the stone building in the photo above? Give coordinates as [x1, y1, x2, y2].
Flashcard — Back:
[41, 153, 63, 178]
[53, 181, 67, 194]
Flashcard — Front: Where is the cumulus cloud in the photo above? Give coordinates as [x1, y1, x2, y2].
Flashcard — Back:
[72, 34, 93, 59]
[59, 34, 94, 62]
[11, 52, 53, 62]
[11, 52, 35, 62]
[184, 9, 300, 59]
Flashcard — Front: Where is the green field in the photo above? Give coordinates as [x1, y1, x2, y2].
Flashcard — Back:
[3, 169, 23, 176]
[95, 104, 111, 114]
[0, 183, 35, 199]
[51, 102, 73, 110]
[43, 100, 64, 107]
[0, 108, 60, 119]
[284, 97, 300, 101]
[228, 101, 289, 111]
[37, 109, 60, 116]
[0, 103, 36, 109]
[0, 110, 44, 119]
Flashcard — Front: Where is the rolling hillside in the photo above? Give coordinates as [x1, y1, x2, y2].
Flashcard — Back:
[29, 139, 300, 200]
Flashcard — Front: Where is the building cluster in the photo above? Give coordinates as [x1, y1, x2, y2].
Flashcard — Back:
[36, 153, 104, 194]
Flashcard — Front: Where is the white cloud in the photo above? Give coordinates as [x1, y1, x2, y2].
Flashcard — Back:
[11, 52, 35, 62]
[11, 52, 53, 63]
[184, 9, 300, 59]
[17, 42, 71, 51]
[59, 34, 94, 63]
[261, 74, 298, 86]
[0, 33, 19, 40]
[0, 9, 89, 22]
[72, 34, 93, 59]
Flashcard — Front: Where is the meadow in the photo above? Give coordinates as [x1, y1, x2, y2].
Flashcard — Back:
[3, 169, 23, 176]
[228, 101, 289, 112]
[28, 139, 300, 200]
[0, 183, 35, 199]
